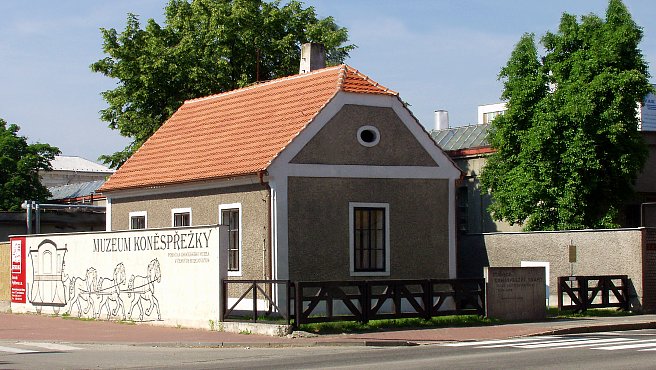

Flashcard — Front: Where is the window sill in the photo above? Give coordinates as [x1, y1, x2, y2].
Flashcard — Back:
[227, 271, 242, 277]
[350, 271, 390, 277]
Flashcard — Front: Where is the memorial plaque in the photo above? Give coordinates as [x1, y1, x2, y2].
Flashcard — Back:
[484, 267, 546, 321]
[569, 244, 577, 263]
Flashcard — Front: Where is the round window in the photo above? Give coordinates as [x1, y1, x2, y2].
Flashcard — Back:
[357, 126, 380, 147]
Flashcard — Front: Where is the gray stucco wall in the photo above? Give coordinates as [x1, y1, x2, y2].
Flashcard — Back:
[110, 184, 270, 280]
[455, 155, 522, 234]
[459, 228, 649, 310]
[291, 104, 437, 166]
[287, 177, 450, 281]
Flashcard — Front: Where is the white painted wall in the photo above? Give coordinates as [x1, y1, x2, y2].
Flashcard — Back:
[477, 102, 506, 125]
[10, 225, 228, 330]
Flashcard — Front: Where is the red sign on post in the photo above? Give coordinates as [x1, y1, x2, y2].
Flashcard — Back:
[10, 237, 26, 303]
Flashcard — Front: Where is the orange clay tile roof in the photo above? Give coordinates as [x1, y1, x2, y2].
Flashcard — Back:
[100, 65, 397, 192]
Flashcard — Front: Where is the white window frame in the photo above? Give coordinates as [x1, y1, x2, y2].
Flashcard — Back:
[219, 203, 242, 276]
[349, 202, 390, 277]
[171, 207, 192, 227]
[129, 211, 147, 230]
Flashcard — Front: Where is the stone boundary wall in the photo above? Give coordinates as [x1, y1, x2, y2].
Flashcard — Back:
[0, 242, 9, 310]
[459, 228, 652, 311]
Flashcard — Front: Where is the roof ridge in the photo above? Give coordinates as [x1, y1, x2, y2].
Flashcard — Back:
[335, 64, 348, 90]
[186, 65, 345, 105]
[339, 65, 398, 95]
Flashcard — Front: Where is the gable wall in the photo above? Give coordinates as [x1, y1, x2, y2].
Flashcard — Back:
[109, 184, 269, 280]
[287, 177, 450, 281]
[291, 105, 437, 166]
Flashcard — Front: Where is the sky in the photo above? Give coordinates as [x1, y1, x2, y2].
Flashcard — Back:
[1, 1, 655, 164]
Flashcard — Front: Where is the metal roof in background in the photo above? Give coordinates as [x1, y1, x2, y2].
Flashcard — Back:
[48, 180, 105, 200]
[430, 123, 490, 151]
[50, 156, 114, 173]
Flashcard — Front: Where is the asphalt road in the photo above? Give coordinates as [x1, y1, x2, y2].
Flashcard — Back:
[2, 329, 656, 369]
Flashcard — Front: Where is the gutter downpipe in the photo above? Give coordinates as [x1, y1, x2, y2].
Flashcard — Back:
[259, 170, 274, 314]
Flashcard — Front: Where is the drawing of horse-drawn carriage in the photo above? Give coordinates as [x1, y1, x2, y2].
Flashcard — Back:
[28, 239, 162, 321]
[28, 239, 68, 314]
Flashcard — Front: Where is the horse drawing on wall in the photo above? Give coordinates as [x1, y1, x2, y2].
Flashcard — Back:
[67, 267, 98, 318]
[96, 263, 127, 320]
[127, 259, 162, 321]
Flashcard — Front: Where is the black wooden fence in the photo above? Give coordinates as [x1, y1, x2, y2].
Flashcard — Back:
[294, 279, 485, 325]
[222, 278, 485, 326]
[221, 280, 293, 323]
[557, 275, 630, 312]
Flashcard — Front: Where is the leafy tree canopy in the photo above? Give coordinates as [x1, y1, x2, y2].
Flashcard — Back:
[480, 0, 652, 231]
[92, 0, 355, 168]
[0, 118, 60, 211]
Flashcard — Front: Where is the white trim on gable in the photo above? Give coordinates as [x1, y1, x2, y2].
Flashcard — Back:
[269, 177, 288, 281]
[285, 164, 448, 178]
[267, 91, 462, 282]
[389, 96, 462, 180]
[269, 92, 461, 181]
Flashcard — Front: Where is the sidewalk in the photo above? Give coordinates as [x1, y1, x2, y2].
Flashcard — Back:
[1, 313, 655, 347]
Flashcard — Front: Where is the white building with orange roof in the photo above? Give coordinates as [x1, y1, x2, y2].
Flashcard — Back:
[99, 55, 462, 285]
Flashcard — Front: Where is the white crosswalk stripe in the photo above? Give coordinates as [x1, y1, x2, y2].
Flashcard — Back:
[444, 336, 561, 347]
[0, 342, 82, 354]
[16, 342, 82, 351]
[0, 345, 37, 354]
[442, 333, 656, 352]
[592, 339, 656, 351]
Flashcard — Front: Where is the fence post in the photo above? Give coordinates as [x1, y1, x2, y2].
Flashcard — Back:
[294, 282, 302, 328]
[220, 279, 226, 322]
[252, 281, 258, 323]
[423, 280, 432, 320]
[362, 281, 369, 324]
[579, 277, 588, 312]
[622, 276, 630, 311]
[287, 281, 293, 325]
[393, 281, 401, 315]
[557, 277, 563, 311]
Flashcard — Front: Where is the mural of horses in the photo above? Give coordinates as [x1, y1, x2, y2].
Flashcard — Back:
[127, 259, 162, 321]
[67, 267, 97, 318]
[96, 263, 127, 320]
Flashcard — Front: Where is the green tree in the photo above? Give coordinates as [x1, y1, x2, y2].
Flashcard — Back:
[0, 118, 60, 211]
[92, 0, 355, 168]
[480, 0, 651, 231]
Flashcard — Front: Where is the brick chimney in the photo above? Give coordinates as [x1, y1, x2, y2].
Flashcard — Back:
[299, 43, 326, 74]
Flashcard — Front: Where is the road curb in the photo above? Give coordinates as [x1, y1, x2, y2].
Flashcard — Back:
[108, 339, 421, 348]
